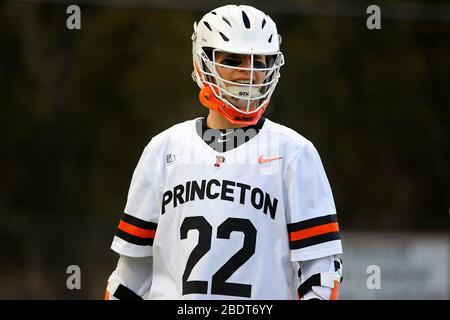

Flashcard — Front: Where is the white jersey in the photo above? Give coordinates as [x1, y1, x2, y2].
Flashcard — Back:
[111, 118, 342, 300]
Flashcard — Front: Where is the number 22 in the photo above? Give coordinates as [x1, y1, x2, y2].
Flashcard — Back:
[180, 216, 257, 298]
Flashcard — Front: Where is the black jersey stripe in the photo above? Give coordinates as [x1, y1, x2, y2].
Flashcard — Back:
[122, 213, 157, 231]
[287, 214, 338, 232]
[116, 229, 155, 246]
[289, 232, 340, 250]
[113, 284, 143, 300]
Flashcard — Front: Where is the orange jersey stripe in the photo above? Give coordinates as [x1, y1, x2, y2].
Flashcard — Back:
[118, 220, 156, 239]
[289, 222, 339, 242]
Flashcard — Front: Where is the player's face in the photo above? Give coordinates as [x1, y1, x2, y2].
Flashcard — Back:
[215, 52, 266, 111]
[215, 52, 266, 84]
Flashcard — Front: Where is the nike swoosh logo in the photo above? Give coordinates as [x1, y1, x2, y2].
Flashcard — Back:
[258, 155, 283, 164]
[220, 131, 233, 137]
[218, 138, 232, 143]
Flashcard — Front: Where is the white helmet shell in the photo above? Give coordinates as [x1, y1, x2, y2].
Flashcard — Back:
[193, 5, 281, 56]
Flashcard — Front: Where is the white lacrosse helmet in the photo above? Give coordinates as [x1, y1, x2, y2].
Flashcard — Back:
[192, 5, 284, 125]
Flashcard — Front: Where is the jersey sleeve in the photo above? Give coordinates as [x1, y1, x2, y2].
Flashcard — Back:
[111, 144, 160, 257]
[285, 142, 343, 262]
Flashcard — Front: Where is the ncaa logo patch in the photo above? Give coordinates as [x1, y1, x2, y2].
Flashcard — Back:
[166, 153, 176, 165]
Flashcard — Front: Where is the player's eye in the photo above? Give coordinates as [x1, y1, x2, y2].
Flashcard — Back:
[220, 58, 241, 67]
[253, 60, 267, 69]
[220, 58, 267, 70]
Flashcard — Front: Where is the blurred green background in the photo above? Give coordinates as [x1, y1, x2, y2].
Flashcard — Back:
[0, 0, 449, 299]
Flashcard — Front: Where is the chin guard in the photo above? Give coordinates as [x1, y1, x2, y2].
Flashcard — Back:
[199, 85, 268, 125]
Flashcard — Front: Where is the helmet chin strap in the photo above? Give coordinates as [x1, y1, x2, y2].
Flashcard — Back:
[224, 86, 261, 109]
[224, 85, 261, 109]
[225, 85, 261, 99]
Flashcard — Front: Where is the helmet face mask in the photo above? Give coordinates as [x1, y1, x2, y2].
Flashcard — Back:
[200, 48, 283, 111]
[192, 5, 284, 125]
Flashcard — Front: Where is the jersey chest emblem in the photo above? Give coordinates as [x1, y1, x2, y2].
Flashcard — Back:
[214, 155, 225, 167]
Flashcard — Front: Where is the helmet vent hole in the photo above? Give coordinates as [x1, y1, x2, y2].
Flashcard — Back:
[219, 32, 229, 42]
[211, 11, 217, 15]
[262, 18, 266, 29]
[268, 34, 273, 43]
[242, 10, 251, 29]
[222, 17, 232, 27]
[203, 21, 212, 31]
